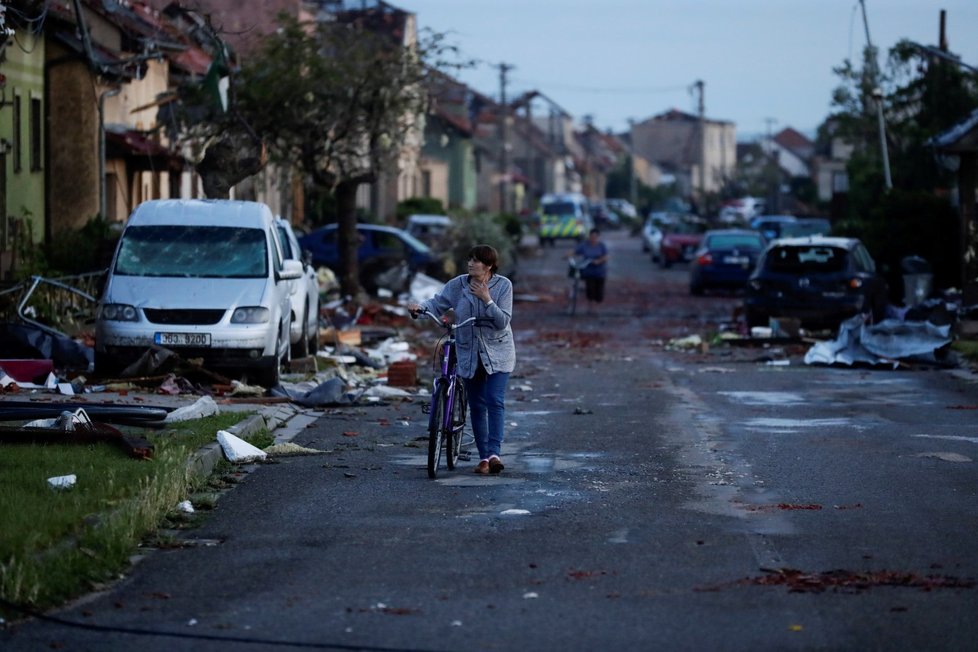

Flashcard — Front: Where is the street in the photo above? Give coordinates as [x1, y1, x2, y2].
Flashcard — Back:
[3, 229, 977, 651]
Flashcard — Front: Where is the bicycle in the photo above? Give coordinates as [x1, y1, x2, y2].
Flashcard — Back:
[566, 256, 592, 316]
[413, 308, 478, 479]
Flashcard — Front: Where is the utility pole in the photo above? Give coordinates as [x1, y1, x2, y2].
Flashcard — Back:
[692, 79, 705, 208]
[497, 63, 513, 214]
[858, 0, 893, 190]
[628, 118, 637, 209]
[764, 117, 779, 213]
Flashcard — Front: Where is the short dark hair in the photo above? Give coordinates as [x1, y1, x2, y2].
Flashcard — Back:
[590, 228, 601, 236]
[468, 244, 499, 273]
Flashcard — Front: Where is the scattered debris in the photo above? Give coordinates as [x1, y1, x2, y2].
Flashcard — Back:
[47, 474, 77, 491]
[216, 430, 267, 463]
[263, 442, 323, 456]
[163, 396, 220, 423]
[573, 407, 593, 415]
[703, 567, 977, 594]
[0, 407, 154, 458]
[176, 500, 195, 514]
[804, 316, 952, 368]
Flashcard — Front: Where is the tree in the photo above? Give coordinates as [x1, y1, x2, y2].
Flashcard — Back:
[233, 12, 450, 299]
[827, 39, 978, 289]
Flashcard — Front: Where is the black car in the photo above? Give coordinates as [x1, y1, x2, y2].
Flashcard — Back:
[744, 236, 888, 329]
[689, 229, 766, 295]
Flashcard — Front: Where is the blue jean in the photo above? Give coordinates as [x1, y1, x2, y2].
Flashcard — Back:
[463, 364, 510, 460]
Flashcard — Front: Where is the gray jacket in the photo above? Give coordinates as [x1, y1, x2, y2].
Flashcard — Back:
[420, 273, 515, 378]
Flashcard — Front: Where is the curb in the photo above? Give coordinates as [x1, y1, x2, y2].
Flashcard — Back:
[185, 403, 309, 482]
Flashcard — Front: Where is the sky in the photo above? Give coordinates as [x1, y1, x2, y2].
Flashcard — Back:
[400, 0, 978, 141]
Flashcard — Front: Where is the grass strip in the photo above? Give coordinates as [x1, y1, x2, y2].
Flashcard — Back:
[0, 412, 255, 617]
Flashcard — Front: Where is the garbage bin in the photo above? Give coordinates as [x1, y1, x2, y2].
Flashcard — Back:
[901, 255, 932, 307]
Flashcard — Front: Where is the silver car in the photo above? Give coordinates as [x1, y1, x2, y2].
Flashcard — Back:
[275, 217, 321, 357]
[95, 199, 302, 387]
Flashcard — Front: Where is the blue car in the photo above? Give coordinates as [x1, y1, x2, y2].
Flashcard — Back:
[298, 223, 448, 288]
[689, 229, 767, 295]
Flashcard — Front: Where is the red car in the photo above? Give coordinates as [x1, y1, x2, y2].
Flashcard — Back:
[659, 218, 708, 268]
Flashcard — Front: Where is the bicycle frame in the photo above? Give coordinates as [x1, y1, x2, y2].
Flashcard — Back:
[567, 256, 591, 316]
[416, 309, 477, 478]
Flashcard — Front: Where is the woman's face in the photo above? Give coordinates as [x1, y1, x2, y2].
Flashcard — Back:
[467, 256, 491, 279]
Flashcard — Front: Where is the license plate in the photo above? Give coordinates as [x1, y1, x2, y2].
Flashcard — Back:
[723, 255, 749, 266]
[155, 332, 211, 347]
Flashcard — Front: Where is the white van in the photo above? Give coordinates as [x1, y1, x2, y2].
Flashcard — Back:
[95, 199, 303, 386]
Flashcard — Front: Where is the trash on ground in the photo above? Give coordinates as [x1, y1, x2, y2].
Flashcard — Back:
[264, 442, 323, 456]
[0, 407, 154, 458]
[666, 334, 704, 350]
[804, 316, 952, 367]
[47, 474, 77, 491]
[176, 500, 195, 513]
[164, 396, 220, 423]
[216, 430, 267, 463]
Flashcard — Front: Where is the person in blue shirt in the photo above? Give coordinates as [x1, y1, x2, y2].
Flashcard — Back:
[569, 228, 609, 314]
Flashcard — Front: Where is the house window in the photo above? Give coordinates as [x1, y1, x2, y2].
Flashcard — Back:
[12, 94, 21, 173]
[422, 170, 432, 197]
[29, 96, 42, 172]
[832, 171, 849, 193]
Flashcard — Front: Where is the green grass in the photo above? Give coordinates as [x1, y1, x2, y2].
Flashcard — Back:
[0, 412, 255, 617]
[952, 339, 978, 364]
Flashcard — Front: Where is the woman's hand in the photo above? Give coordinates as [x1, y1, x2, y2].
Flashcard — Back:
[470, 277, 491, 303]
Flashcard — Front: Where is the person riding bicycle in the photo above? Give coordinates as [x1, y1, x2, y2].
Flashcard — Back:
[568, 228, 609, 314]
[409, 244, 515, 475]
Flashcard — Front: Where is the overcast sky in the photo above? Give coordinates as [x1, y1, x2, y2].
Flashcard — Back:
[401, 0, 978, 141]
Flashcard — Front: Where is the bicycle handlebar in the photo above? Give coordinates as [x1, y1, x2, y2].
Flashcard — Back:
[412, 307, 478, 330]
[568, 256, 593, 270]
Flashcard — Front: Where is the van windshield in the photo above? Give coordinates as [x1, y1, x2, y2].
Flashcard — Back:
[542, 202, 577, 216]
[115, 226, 268, 278]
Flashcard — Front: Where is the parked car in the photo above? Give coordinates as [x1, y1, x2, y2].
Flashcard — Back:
[406, 214, 453, 247]
[659, 217, 708, 267]
[298, 223, 447, 293]
[275, 217, 321, 358]
[537, 192, 593, 246]
[640, 217, 665, 263]
[779, 217, 832, 238]
[689, 229, 767, 295]
[744, 236, 889, 329]
[718, 196, 767, 225]
[95, 199, 302, 386]
[750, 215, 797, 241]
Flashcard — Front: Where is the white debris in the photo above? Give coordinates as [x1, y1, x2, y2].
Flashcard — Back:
[500, 509, 531, 516]
[362, 385, 413, 399]
[176, 500, 195, 513]
[164, 396, 220, 423]
[523, 592, 539, 599]
[263, 442, 322, 456]
[48, 474, 77, 490]
[216, 430, 267, 463]
[451, 620, 463, 627]
[914, 452, 972, 463]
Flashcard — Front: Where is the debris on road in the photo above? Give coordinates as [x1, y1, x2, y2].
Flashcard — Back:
[804, 316, 952, 368]
[0, 407, 155, 458]
[216, 430, 267, 463]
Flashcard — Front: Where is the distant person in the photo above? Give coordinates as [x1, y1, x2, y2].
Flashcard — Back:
[568, 228, 609, 314]
[408, 245, 515, 475]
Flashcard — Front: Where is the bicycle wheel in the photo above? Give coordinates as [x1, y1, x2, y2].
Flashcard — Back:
[445, 380, 467, 470]
[427, 381, 447, 479]
[568, 275, 580, 316]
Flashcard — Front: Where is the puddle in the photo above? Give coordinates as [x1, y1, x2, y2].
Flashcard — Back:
[745, 417, 859, 433]
[718, 391, 806, 406]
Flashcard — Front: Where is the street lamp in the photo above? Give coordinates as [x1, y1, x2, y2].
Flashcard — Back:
[99, 86, 121, 219]
[628, 118, 637, 209]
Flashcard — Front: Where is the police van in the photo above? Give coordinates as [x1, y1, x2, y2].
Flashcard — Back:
[537, 193, 592, 246]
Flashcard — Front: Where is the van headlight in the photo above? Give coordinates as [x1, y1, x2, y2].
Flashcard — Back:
[231, 306, 270, 324]
[100, 303, 138, 321]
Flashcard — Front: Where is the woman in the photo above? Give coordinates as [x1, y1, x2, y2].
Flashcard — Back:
[570, 228, 609, 314]
[409, 245, 515, 475]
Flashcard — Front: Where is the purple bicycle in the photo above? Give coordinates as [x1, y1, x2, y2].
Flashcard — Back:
[413, 308, 477, 479]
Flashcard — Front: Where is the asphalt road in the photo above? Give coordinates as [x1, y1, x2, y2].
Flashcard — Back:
[3, 230, 977, 651]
